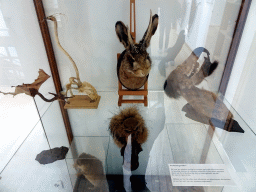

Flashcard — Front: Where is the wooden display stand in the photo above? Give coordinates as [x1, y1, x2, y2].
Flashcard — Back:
[117, 0, 148, 107]
[64, 95, 101, 109]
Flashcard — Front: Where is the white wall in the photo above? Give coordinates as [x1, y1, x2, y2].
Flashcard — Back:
[185, 0, 242, 92]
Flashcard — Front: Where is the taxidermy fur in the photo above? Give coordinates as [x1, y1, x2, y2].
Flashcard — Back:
[109, 106, 148, 170]
[74, 153, 109, 191]
[164, 47, 244, 133]
[116, 11, 159, 90]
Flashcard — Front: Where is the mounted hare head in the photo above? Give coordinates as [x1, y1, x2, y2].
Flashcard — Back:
[116, 11, 159, 90]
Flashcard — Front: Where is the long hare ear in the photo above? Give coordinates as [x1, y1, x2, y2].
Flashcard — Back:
[115, 21, 134, 49]
[139, 10, 159, 50]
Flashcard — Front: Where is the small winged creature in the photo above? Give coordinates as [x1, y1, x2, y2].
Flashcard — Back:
[0, 69, 70, 102]
[164, 47, 244, 133]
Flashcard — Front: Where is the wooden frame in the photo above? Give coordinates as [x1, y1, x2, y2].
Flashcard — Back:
[117, 53, 148, 107]
[117, 0, 148, 107]
[33, 0, 73, 144]
[118, 81, 148, 107]
[218, 0, 252, 95]
[130, 0, 136, 40]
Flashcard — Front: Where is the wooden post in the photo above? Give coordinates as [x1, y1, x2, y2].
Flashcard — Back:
[218, 0, 252, 95]
[33, 0, 73, 144]
[130, 0, 136, 42]
[117, 0, 148, 107]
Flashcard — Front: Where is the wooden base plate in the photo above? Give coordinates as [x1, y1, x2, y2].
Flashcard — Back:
[64, 95, 101, 109]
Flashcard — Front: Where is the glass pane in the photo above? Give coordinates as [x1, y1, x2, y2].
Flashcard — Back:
[0, 0, 72, 191]
[0, 102, 72, 191]
[41, 0, 246, 191]
[4, 0, 256, 191]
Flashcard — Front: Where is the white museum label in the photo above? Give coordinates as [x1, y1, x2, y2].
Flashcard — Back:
[168, 164, 235, 186]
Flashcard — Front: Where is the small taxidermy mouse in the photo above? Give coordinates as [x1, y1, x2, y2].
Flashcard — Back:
[74, 153, 109, 191]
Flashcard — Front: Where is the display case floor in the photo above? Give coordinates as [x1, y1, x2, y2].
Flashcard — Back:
[73, 174, 207, 192]
[73, 175, 150, 192]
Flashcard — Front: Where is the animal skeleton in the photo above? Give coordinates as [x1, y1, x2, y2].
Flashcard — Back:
[47, 15, 99, 101]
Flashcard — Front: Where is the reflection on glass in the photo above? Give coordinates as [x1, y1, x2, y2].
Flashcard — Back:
[0, 5, 24, 86]
[158, 1, 181, 50]
[0, 9, 9, 37]
[164, 47, 244, 133]
[158, 30, 185, 77]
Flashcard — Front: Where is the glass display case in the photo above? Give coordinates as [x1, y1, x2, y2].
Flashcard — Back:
[1, 0, 256, 192]
[64, 91, 255, 192]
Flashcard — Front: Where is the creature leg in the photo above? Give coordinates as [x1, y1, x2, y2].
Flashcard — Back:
[0, 91, 18, 97]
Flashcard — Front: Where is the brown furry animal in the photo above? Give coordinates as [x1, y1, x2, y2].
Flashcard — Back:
[74, 153, 109, 191]
[116, 11, 158, 90]
[109, 106, 148, 170]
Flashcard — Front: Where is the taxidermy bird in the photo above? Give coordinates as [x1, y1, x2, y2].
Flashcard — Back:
[109, 106, 148, 171]
[164, 47, 244, 133]
[74, 153, 109, 191]
[115, 11, 159, 90]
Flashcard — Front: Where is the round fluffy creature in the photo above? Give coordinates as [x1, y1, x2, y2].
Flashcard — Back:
[109, 106, 148, 171]
[109, 106, 148, 148]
